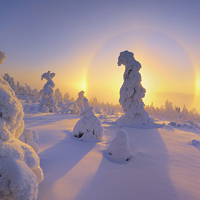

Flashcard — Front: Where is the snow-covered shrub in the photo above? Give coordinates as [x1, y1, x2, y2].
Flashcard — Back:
[19, 129, 39, 153]
[38, 71, 57, 113]
[73, 98, 103, 139]
[115, 50, 154, 127]
[168, 120, 200, 130]
[191, 139, 199, 146]
[0, 76, 43, 199]
[0, 50, 6, 64]
[106, 129, 132, 162]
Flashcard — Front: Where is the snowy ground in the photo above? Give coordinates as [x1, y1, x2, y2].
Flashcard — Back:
[23, 109, 200, 200]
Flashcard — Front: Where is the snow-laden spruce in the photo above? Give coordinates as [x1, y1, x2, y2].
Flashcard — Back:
[106, 129, 132, 162]
[0, 76, 43, 200]
[38, 71, 57, 113]
[116, 50, 161, 128]
[73, 98, 103, 139]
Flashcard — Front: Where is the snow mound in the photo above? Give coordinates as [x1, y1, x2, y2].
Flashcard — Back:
[106, 129, 132, 163]
[40, 105, 49, 113]
[73, 98, 103, 140]
[190, 139, 200, 146]
[19, 129, 39, 153]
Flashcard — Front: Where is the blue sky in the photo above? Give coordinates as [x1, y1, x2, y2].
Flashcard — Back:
[1, 0, 200, 107]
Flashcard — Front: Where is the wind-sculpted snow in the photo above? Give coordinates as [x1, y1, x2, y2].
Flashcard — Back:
[73, 98, 103, 139]
[116, 50, 162, 128]
[0, 76, 43, 199]
[38, 71, 57, 113]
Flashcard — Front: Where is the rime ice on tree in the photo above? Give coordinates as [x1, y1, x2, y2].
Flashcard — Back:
[38, 71, 57, 113]
[0, 76, 43, 199]
[73, 98, 103, 140]
[116, 50, 153, 127]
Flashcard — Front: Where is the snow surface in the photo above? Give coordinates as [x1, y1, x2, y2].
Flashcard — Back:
[21, 105, 200, 200]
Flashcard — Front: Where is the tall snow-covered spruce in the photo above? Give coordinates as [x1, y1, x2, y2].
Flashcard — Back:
[38, 71, 57, 113]
[0, 76, 43, 200]
[116, 50, 161, 128]
[73, 98, 103, 140]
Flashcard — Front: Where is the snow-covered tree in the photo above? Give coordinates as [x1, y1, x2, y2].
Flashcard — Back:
[54, 88, 63, 102]
[73, 98, 103, 139]
[0, 76, 43, 199]
[116, 50, 154, 127]
[76, 91, 85, 108]
[3, 73, 16, 91]
[106, 129, 132, 162]
[38, 71, 57, 113]
[0, 50, 6, 64]
[63, 92, 70, 101]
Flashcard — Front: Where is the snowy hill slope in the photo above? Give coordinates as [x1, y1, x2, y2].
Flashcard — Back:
[24, 113, 200, 200]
